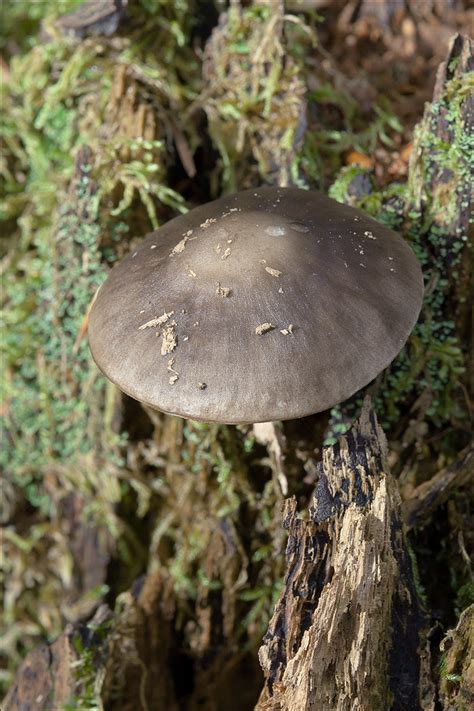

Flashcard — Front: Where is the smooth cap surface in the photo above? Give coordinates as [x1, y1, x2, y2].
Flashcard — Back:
[88, 187, 423, 423]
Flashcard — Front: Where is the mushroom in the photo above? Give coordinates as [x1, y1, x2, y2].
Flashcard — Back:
[88, 187, 423, 423]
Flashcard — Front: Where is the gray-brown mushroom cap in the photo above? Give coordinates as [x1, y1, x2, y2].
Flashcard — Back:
[88, 187, 423, 423]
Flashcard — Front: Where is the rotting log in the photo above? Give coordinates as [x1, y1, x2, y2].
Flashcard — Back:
[255, 400, 434, 711]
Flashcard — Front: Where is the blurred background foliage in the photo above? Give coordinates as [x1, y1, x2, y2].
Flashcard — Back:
[0, 0, 472, 704]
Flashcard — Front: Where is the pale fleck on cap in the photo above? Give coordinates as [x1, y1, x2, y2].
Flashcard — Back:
[88, 187, 423, 423]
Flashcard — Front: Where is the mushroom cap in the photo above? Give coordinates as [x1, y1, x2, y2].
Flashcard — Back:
[88, 187, 423, 423]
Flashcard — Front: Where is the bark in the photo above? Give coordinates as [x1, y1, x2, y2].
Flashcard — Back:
[439, 604, 474, 710]
[2, 573, 179, 711]
[255, 400, 433, 711]
[2, 628, 78, 711]
[1, 570, 262, 711]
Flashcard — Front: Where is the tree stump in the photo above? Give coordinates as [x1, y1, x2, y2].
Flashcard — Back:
[256, 401, 433, 711]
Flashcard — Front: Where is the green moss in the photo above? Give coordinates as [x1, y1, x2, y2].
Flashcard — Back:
[63, 615, 112, 711]
[408, 71, 473, 231]
[2, 0, 472, 700]
[328, 165, 373, 204]
[0, 0, 83, 56]
[297, 80, 403, 187]
[326, 69, 471, 437]
[0, 2, 204, 692]
[1, 169, 123, 501]
[1, 38, 187, 237]
[200, 2, 313, 191]
[455, 581, 474, 615]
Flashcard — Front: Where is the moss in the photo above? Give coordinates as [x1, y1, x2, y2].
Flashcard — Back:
[297, 79, 403, 188]
[63, 615, 113, 711]
[325, 68, 471, 441]
[1, 164, 123, 496]
[456, 582, 474, 615]
[0, 1, 204, 691]
[1, 39, 188, 236]
[328, 165, 374, 205]
[0, 0, 83, 56]
[408, 71, 473, 232]
[199, 2, 313, 191]
[1, 1, 472, 699]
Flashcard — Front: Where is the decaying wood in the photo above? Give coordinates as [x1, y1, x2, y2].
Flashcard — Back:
[403, 444, 474, 530]
[2, 563, 262, 711]
[54, 0, 127, 39]
[58, 491, 114, 622]
[2, 625, 78, 710]
[439, 604, 474, 710]
[409, 33, 473, 237]
[432, 33, 473, 106]
[256, 400, 432, 711]
[2, 573, 180, 711]
[101, 572, 179, 711]
[409, 32, 473, 369]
